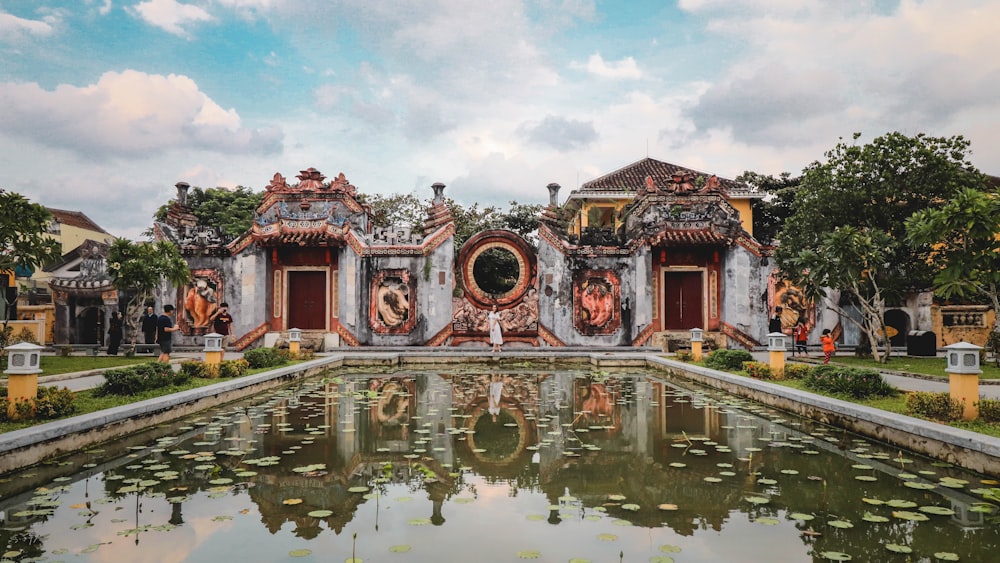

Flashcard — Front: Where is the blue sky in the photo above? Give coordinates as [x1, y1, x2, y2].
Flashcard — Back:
[2, 0, 998, 239]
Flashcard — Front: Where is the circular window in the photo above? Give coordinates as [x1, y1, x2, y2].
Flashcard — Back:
[472, 247, 519, 295]
[459, 231, 535, 307]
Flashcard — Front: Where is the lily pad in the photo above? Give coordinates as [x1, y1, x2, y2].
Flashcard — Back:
[289, 549, 312, 557]
[919, 506, 956, 516]
[885, 544, 912, 554]
[933, 553, 959, 561]
[308, 510, 333, 518]
[820, 552, 852, 561]
[516, 550, 542, 559]
[388, 545, 411, 553]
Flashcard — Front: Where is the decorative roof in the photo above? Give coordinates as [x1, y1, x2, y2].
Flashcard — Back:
[47, 208, 110, 234]
[568, 157, 759, 200]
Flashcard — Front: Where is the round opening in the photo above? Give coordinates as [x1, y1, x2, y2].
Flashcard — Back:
[472, 247, 519, 296]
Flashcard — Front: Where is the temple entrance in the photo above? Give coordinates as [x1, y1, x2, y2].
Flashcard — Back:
[75, 306, 103, 345]
[662, 271, 703, 330]
[287, 271, 326, 330]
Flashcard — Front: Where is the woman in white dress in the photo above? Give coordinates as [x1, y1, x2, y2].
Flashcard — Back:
[488, 305, 503, 353]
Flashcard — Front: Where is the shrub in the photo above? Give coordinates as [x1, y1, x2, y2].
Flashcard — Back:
[741, 361, 773, 380]
[34, 386, 77, 419]
[978, 398, 1000, 423]
[244, 347, 290, 369]
[180, 360, 214, 379]
[97, 362, 187, 396]
[783, 363, 812, 380]
[704, 349, 754, 371]
[803, 365, 895, 399]
[0, 397, 7, 422]
[675, 350, 693, 362]
[905, 392, 963, 422]
[218, 359, 249, 378]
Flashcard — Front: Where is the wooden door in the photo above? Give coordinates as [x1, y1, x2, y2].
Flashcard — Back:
[662, 272, 703, 330]
[287, 271, 326, 330]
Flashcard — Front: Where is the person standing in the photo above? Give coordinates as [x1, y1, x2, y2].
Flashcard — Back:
[820, 329, 836, 364]
[156, 304, 181, 363]
[141, 305, 158, 353]
[768, 306, 784, 334]
[210, 302, 234, 358]
[488, 305, 503, 353]
[107, 311, 123, 355]
[794, 320, 809, 357]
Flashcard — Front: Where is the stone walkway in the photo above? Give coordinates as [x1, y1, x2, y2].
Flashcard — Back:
[27, 348, 1000, 399]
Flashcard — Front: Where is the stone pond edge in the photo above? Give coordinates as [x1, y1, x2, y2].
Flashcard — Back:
[0, 351, 998, 477]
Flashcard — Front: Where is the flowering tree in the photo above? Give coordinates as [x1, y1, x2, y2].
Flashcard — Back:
[107, 239, 190, 350]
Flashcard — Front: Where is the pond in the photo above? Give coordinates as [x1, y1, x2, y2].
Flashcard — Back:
[1, 366, 999, 562]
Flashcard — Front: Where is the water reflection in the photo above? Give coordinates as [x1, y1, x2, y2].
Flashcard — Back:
[1, 368, 998, 562]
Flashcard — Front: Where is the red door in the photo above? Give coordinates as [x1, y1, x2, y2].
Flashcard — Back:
[287, 271, 326, 330]
[662, 272, 703, 330]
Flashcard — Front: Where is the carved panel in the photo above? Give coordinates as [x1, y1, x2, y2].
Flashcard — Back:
[369, 269, 416, 334]
[573, 269, 621, 336]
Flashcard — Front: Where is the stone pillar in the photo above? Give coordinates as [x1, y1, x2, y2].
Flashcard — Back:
[432, 182, 446, 205]
[767, 332, 787, 378]
[546, 183, 561, 207]
[690, 328, 704, 361]
[4, 342, 43, 419]
[204, 332, 223, 365]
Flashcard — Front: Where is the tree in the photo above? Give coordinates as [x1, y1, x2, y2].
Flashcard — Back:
[737, 171, 800, 246]
[361, 192, 427, 233]
[906, 184, 1000, 338]
[0, 190, 61, 328]
[154, 186, 262, 238]
[107, 239, 190, 350]
[776, 132, 981, 362]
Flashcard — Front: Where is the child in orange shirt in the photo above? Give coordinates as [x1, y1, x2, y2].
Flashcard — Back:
[820, 329, 835, 364]
[794, 321, 809, 357]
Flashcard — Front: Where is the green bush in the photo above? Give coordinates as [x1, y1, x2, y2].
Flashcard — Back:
[219, 359, 249, 378]
[243, 347, 290, 369]
[978, 398, 1000, 423]
[803, 365, 895, 399]
[741, 361, 773, 380]
[34, 386, 77, 419]
[704, 349, 754, 371]
[783, 363, 812, 380]
[97, 362, 188, 396]
[180, 360, 212, 379]
[905, 392, 963, 422]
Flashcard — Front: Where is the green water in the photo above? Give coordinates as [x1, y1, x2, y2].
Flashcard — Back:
[1, 368, 998, 562]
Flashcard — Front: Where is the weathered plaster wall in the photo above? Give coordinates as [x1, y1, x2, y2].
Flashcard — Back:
[721, 246, 769, 345]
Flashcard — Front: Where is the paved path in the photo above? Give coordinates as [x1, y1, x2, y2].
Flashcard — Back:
[28, 348, 1000, 399]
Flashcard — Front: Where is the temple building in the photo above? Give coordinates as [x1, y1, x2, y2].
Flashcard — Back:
[147, 158, 784, 351]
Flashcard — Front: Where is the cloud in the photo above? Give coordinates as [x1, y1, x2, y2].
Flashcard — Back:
[127, 0, 213, 37]
[681, 0, 1000, 150]
[0, 8, 57, 41]
[571, 53, 643, 79]
[0, 70, 283, 159]
[519, 115, 598, 151]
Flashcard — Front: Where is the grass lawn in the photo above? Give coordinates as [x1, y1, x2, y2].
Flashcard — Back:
[767, 377, 1000, 439]
[821, 354, 1000, 380]
[0, 361, 302, 434]
[2, 355, 151, 377]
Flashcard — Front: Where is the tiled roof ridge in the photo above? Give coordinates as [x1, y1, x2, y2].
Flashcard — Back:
[578, 156, 748, 193]
[46, 208, 109, 234]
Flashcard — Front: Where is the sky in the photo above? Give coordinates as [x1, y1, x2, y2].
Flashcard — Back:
[2, 0, 999, 240]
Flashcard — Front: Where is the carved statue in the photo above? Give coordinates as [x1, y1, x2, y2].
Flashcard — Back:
[376, 280, 409, 327]
[580, 277, 615, 328]
[185, 278, 218, 327]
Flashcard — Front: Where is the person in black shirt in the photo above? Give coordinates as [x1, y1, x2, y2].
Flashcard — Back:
[107, 311, 123, 355]
[210, 302, 234, 358]
[157, 304, 181, 362]
[140, 305, 158, 352]
[768, 306, 783, 334]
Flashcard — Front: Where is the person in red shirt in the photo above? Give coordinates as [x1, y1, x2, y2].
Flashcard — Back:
[794, 321, 809, 357]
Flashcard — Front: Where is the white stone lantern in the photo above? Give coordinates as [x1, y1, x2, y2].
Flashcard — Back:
[689, 328, 704, 361]
[767, 332, 787, 352]
[944, 341, 982, 375]
[4, 342, 43, 375]
[690, 328, 703, 343]
[204, 333, 223, 353]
